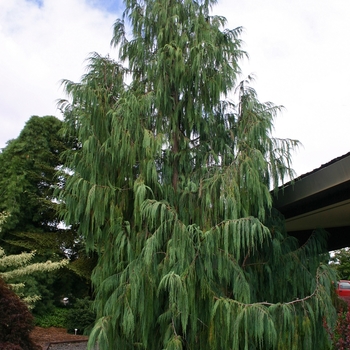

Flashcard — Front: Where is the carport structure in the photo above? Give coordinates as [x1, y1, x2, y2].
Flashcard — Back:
[273, 152, 350, 251]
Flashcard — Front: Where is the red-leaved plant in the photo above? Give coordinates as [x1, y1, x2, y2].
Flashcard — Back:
[0, 278, 40, 350]
[325, 306, 350, 350]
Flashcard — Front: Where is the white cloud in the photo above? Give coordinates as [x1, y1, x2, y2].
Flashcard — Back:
[215, 0, 350, 174]
[0, 0, 119, 147]
[1, 0, 350, 176]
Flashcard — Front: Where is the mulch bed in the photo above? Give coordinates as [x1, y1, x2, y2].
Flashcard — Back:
[30, 327, 89, 350]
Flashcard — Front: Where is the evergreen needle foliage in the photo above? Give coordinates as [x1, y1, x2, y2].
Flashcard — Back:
[59, 0, 336, 349]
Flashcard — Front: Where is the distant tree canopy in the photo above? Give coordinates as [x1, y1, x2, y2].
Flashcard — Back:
[330, 248, 350, 280]
[59, 0, 336, 349]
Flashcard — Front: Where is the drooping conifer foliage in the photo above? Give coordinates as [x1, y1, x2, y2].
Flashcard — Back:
[59, 0, 336, 349]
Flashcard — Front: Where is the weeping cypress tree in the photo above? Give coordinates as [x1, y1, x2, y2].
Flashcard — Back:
[59, 0, 336, 349]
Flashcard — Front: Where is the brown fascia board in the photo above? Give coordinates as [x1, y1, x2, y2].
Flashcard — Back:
[273, 152, 350, 218]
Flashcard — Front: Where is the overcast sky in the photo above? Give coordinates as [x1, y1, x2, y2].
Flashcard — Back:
[1, 0, 350, 177]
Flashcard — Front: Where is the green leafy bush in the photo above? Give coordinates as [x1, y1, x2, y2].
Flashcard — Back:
[34, 307, 69, 328]
[65, 298, 95, 335]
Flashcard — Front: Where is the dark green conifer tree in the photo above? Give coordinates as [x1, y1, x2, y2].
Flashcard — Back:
[0, 116, 91, 310]
[0, 116, 66, 237]
[59, 1, 336, 349]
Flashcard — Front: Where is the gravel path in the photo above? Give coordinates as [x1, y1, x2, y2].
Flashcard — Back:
[47, 341, 98, 350]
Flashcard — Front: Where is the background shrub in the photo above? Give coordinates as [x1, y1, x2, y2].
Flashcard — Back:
[65, 297, 95, 335]
[34, 307, 69, 328]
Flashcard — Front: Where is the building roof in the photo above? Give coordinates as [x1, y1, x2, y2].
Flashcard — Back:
[273, 152, 350, 250]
